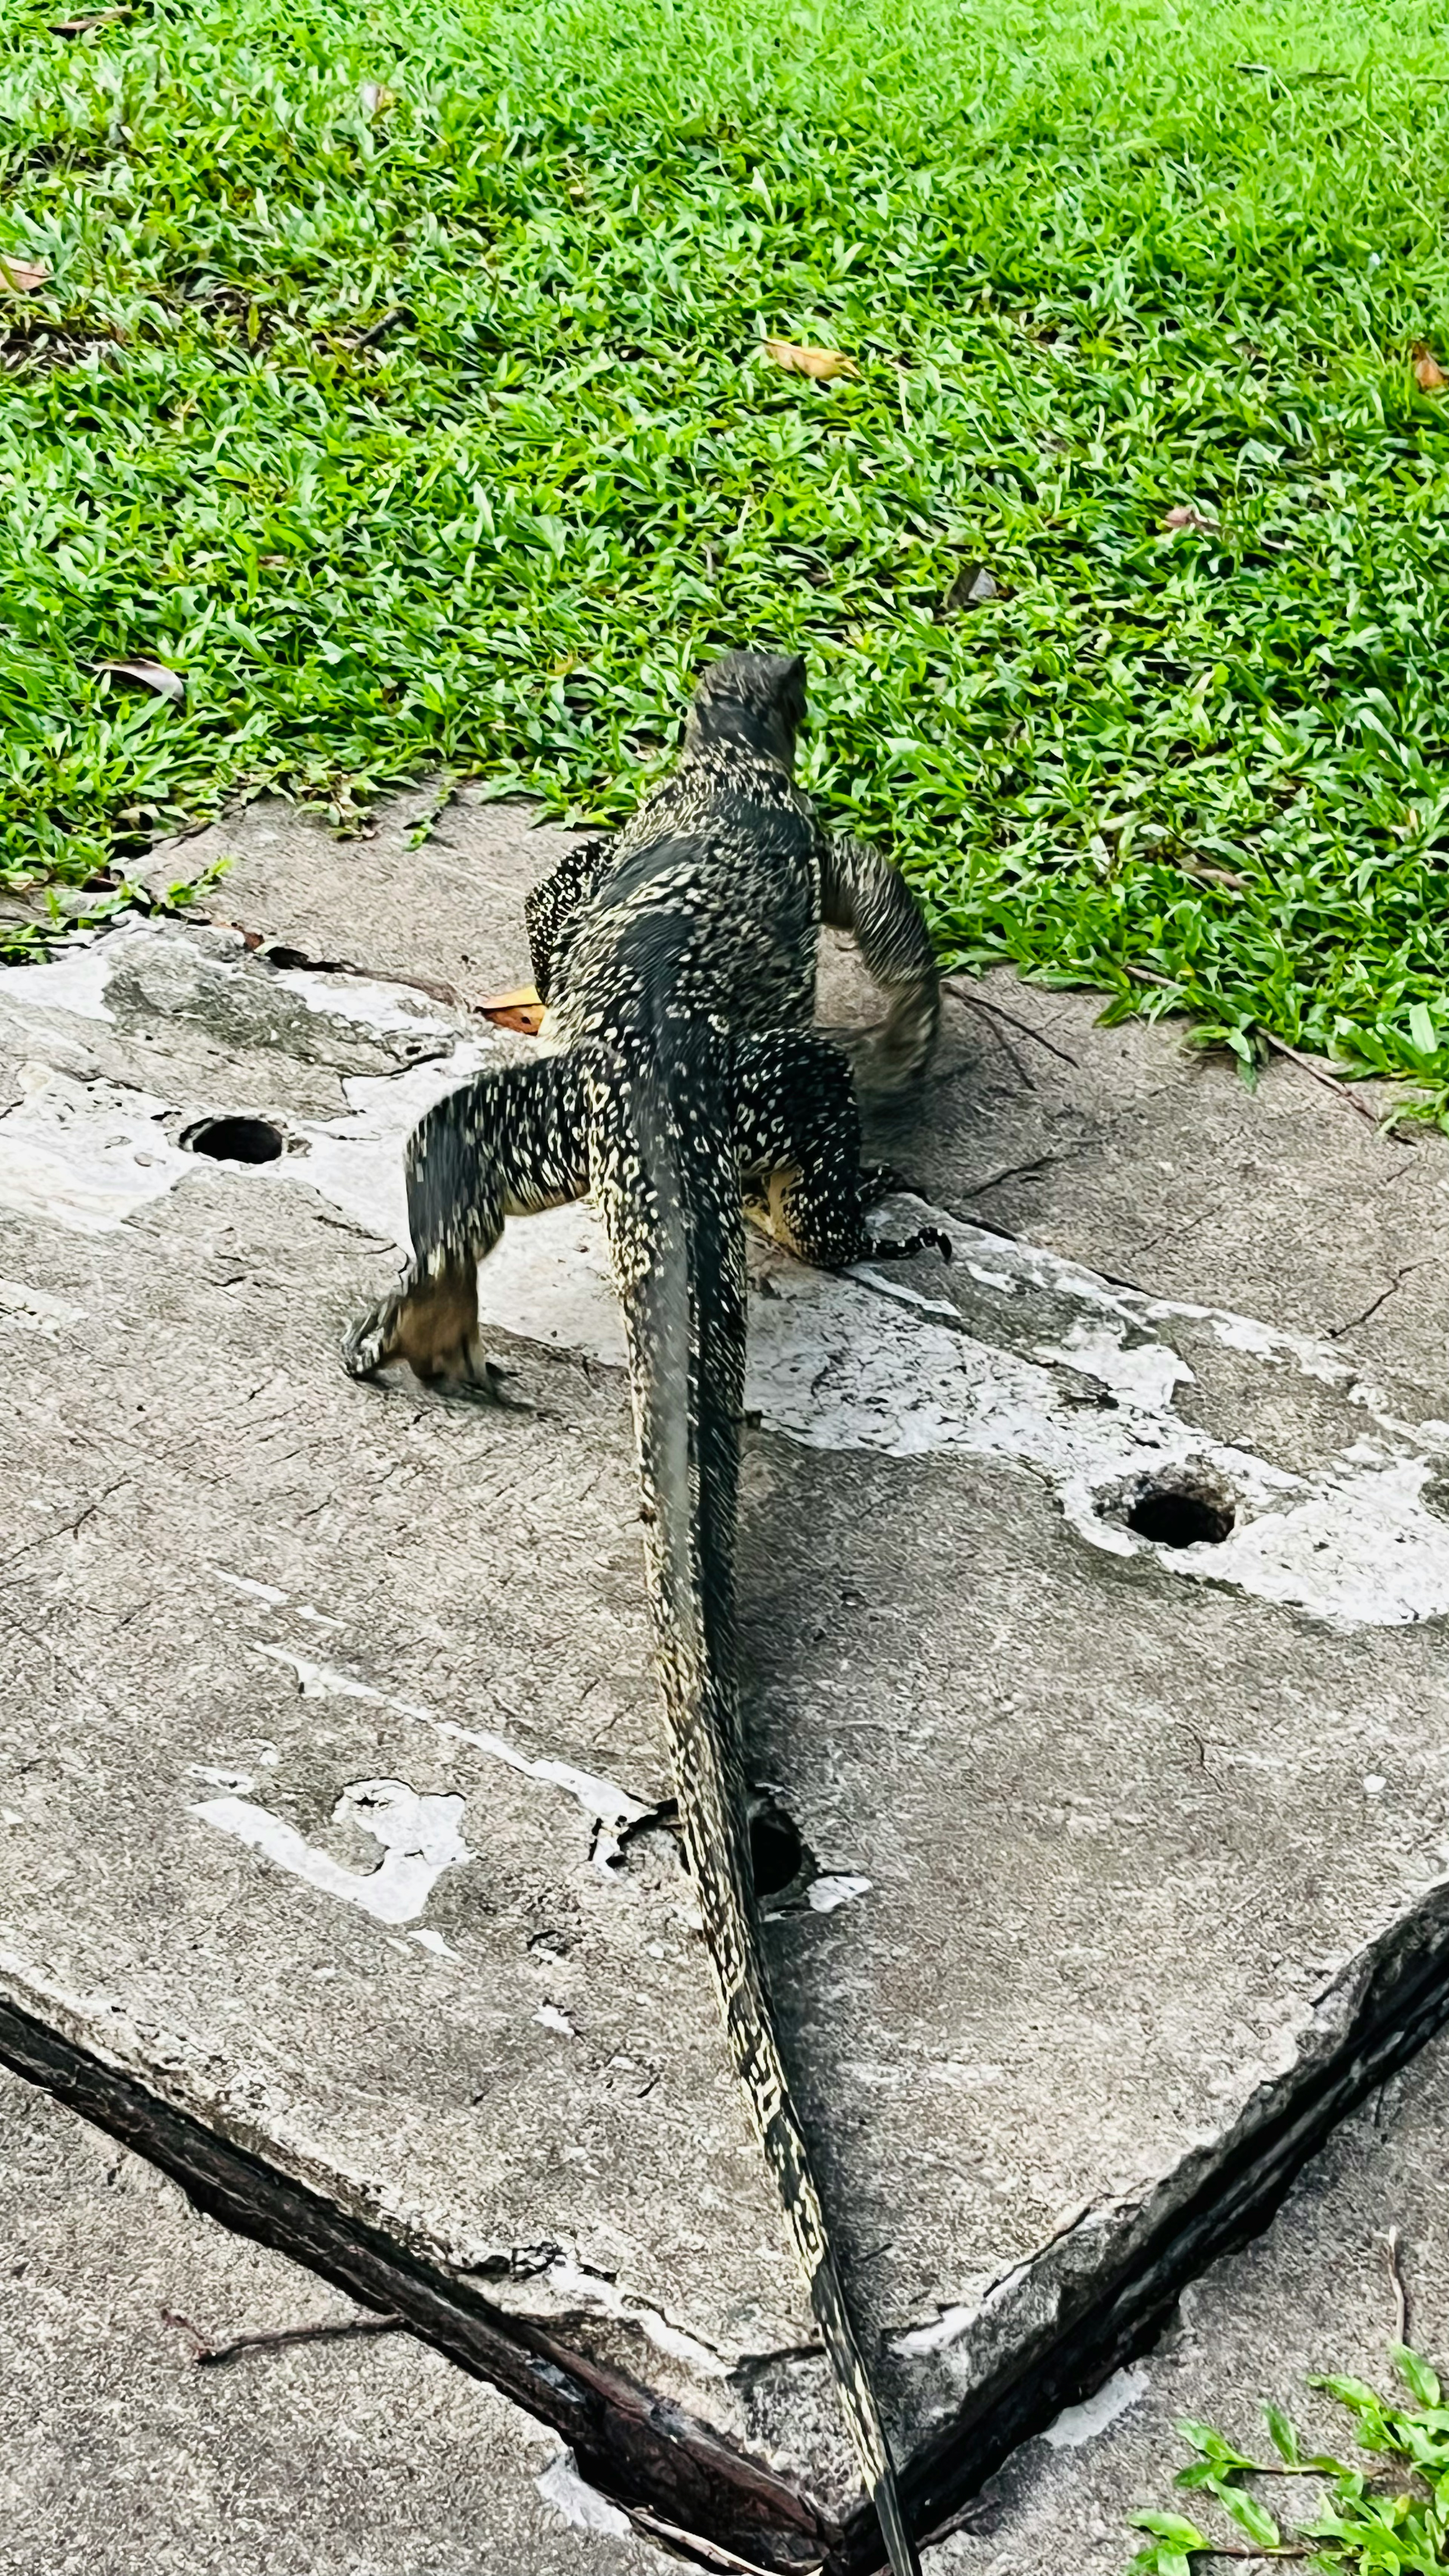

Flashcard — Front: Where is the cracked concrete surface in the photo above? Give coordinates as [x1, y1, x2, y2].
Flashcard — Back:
[939, 2007, 1449, 2576]
[2, 784, 1449, 2565]
[11, 2020, 1449, 2576]
[0, 2059, 666, 2576]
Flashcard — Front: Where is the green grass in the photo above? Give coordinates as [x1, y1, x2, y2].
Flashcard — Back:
[6, 0, 1449, 1104]
[1126, 2342, 1449, 2571]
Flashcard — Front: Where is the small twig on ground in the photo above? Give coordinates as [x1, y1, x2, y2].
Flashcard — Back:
[625, 2507, 820, 2575]
[942, 978, 1080, 1067]
[208, 917, 471, 1016]
[162, 2306, 403, 2367]
[1258, 1029, 1392, 1132]
[1195, 2552, 1312, 2563]
[1384, 2225, 1411, 2346]
[1122, 963, 1400, 1135]
[352, 305, 412, 349]
[947, 994, 1033, 1087]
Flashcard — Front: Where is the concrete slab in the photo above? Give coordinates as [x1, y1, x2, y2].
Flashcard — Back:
[936, 2003, 1449, 2576]
[3, 785, 1449, 2570]
[0, 2057, 666, 2576]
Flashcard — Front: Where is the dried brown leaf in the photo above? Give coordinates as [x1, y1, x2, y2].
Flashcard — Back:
[1412, 343, 1447, 391]
[0, 254, 52, 295]
[1162, 503, 1217, 533]
[478, 984, 546, 1035]
[51, 7, 131, 29]
[762, 338, 858, 383]
[98, 658, 186, 705]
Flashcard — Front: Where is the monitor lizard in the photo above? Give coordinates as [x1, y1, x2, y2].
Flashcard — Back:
[344, 649, 945, 2576]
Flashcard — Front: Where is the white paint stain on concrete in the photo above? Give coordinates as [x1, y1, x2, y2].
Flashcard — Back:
[744, 1235, 1449, 1627]
[0, 921, 454, 1046]
[214, 1570, 289, 1606]
[273, 966, 454, 1040]
[535, 2448, 634, 2539]
[805, 1873, 874, 1913]
[9, 921, 1449, 1629]
[535, 2253, 730, 2380]
[0, 1277, 86, 1335]
[191, 1778, 472, 1925]
[1041, 2364, 1151, 2449]
[0, 1064, 189, 1232]
[292, 1043, 496, 1248]
[0, 933, 120, 1023]
[253, 1644, 652, 1861]
[256, 1644, 385, 1705]
[1035, 1319, 1192, 1411]
[892, 2301, 979, 2358]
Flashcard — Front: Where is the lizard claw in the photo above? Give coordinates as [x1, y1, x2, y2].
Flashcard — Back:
[342, 1263, 504, 1390]
[866, 1223, 953, 1264]
[342, 1294, 401, 1380]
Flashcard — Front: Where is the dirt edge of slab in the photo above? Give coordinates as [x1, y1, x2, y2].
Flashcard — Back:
[860, 1877, 1449, 2570]
[0, 1991, 831, 2574]
[5, 1883, 1449, 2574]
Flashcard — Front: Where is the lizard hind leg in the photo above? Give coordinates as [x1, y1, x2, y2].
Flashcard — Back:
[736, 1034, 952, 1270]
[343, 1055, 588, 1389]
[735, 1031, 880, 1270]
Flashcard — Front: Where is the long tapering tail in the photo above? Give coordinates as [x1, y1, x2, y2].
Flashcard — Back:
[588, 1021, 922, 2576]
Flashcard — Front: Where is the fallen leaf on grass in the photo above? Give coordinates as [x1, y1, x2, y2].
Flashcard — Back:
[478, 984, 546, 1034]
[0, 255, 51, 294]
[1412, 343, 1446, 391]
[358, 82, 397, 116]
[98, 658, 186, 705]
[763, 338, 858, 382]
[1162, 503, 1217, 533]
[51, 7, 131, 28]
[1179, 857, 1249, 892]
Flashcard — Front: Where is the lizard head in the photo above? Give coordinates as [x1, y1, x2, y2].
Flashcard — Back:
[685, 649, 807, 772]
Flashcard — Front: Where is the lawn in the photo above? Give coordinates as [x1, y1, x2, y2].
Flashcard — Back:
[5, 0, 1449, 1104]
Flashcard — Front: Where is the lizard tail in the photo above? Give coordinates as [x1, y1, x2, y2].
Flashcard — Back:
[588, 1022, 923, 2576]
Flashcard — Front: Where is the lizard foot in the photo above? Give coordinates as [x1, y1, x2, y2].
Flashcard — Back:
[857, 1170, 952, 1262]
[343, 1264, 505, 1395]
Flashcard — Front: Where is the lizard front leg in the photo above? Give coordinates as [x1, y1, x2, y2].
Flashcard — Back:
[820, 830, 940, 1092]
[734, 1032, 950, 1268]
[524, 834, 615, 1004]
[343, 1056, 588, 1387]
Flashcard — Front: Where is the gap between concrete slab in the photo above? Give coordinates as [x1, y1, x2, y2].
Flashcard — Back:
[6, 1876, 1449, 2574]
[0, 1990, 825, 2576]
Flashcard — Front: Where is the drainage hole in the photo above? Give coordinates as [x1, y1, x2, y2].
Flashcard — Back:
[182, 1115, 285, 1166]
[1126, 1485, 1235, 1548]
[748, 1795, 808, 1899]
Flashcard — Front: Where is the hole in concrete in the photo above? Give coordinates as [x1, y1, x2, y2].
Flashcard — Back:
[1125, 1484, 1235, 1548]
[748, 1794, 808, 1899]
[182, 1115, 285, 1166]
[613, 1790, 812, 1902]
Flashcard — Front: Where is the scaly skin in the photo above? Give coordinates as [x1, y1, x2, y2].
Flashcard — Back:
[345, 651, 943, 2576]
